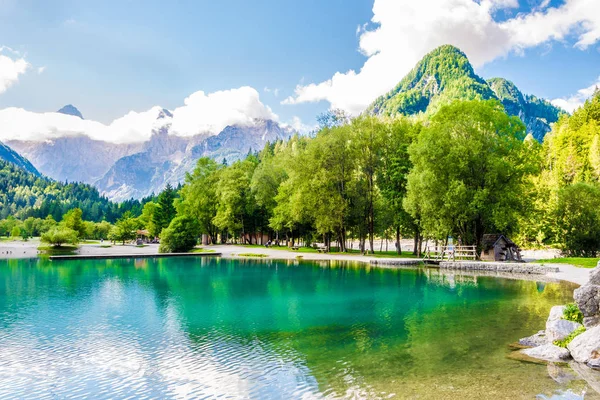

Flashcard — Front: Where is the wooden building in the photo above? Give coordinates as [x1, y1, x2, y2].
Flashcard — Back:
[480, 234, 522, 262]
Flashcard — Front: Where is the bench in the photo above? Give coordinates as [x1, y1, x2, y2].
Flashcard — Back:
[291, 245, 300, 251]
[317, 247, 328, 253]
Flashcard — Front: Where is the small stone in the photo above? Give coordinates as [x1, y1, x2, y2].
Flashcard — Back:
[519, 330, 547, 347]
[521, 344, 571, 362]
[567, 325, 600, 364]
[589, 358, 600, 370]
[546, 319, 583, 342]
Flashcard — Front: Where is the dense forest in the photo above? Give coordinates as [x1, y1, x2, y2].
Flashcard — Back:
[0, 160, 149, 222]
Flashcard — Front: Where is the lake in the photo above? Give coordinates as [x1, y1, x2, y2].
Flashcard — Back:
[0, 257, 596, 399]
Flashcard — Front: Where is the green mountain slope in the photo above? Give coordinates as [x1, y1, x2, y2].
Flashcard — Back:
[367, 45, 563, 141]
[0, 159, 143, 221]
[0, 141, 40, 176]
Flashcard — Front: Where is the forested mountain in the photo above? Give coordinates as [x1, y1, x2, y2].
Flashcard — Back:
[0, 141, 40, 176]
[0, 159, 143, 222]
[367, 45, 563, 141]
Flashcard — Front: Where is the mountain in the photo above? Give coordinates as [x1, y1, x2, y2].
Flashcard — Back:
[57, 104, 84, 119]
[0, 141, 40, 176]
[367, 45, 563, 141]
[8, 136, 142, 184]
[96, 119, 293, 201]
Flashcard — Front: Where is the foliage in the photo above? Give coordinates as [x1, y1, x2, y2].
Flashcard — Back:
[237, 253, 268, 258]
[158, 215, 200, 253]
[553, 326, 586, 348]
[563, 303, 584, 324]
[10, 225, 20, 239]
[40, 226, 79, 247]
[404, 100, 529, 248]
[555, 183, 600, 256]
[534, 258, 599, 269]
[108, 212, 138, 244]
[62, 208, 85, 238]
[153, 184, 177, 235]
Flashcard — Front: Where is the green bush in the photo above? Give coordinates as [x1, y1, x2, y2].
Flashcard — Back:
[563, 303, 584, 324]
[158, 216, 200, 253]
[554, 326, 586, 348]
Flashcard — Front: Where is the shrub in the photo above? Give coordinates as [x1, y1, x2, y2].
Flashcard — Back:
[40, 227, 79, 247]
[563, 303, 584, 324]
[158, 216, 200, 253]
[554, 326, 586, 348]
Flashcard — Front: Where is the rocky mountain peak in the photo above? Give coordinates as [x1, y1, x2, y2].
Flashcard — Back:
[57, 104, 84, 119]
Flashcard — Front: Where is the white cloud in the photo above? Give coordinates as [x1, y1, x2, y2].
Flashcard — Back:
[282, 116, 317, 134]
[0, 86, 278, 144]
[0, 47, 29, 94]
[283, 0, 600, 115]
[37, 66, 46, 74]
[263, 87, 280, 97]
[170, 86, 277, 137]
[551, 77, 600, 113]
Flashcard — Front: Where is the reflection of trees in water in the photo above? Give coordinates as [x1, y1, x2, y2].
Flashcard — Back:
[0, 258, 583, 398]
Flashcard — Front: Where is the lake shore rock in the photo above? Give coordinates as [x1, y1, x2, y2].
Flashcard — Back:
[567, 325, 600, 365]
[574, 265, 600, 329]
[546, 319, 583, 342]
[521, 344, 571, 362]
[519, 330, 547, 347]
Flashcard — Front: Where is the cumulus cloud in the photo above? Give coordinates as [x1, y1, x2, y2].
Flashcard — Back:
[283, 0, 600, 114]
[0, 86, 278, 144]
[0, 47, 29, 94]
[170, 86, 277, 136]
[551, 77, 600, 113]
[281, 116, 317, 135]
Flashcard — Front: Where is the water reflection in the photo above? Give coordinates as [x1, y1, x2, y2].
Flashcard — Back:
[0, 257, 595, 399]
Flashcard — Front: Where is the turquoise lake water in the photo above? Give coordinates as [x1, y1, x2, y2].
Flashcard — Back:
[0, 257, 596, 399]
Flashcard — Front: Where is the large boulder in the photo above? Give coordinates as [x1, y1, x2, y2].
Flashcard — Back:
[567, 325, 600, 364]
[521, 344, 571, 362]
[546, 319, 583, 342]
[574, 271, 600, 328]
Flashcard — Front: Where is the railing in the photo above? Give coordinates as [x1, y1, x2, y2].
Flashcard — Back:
[423, 245, 478, 261]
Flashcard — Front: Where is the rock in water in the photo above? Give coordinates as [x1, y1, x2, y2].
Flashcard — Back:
[546, 319, 584, 342]
[567, 325, 600, 364]
[519, 330, 548, 347]
[521, 344, 571, 362]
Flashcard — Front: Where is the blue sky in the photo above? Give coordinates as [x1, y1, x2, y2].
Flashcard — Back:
[0, 0, 599, 134]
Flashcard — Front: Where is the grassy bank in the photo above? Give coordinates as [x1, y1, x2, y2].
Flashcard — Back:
[534, 257, 599, 268]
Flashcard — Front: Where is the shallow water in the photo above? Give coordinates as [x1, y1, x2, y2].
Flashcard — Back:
[0, 257, 596, 399]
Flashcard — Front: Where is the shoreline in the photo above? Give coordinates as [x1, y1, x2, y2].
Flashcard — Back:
[0, 240, 592, 286]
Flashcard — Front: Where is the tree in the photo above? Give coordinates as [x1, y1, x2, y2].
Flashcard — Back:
[138, 201, 159, 237]
[555, 183, 600, 256]
[153, 184, 177, 235]
[94, 221, 112, 240]
[404, 100, 529, 251]
[41, 227, 79, 247]
[108, 213, 138, 245]
[62, 208, 86, 238]
[10, 226, 20, 239]
[180, 158, 222, 244]
[159, 216, 200, 253]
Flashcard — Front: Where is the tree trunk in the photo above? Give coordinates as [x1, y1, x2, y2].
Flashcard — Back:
[396, 226, 401, 255]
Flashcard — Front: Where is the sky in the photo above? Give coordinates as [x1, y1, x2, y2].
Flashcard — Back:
[0, 0, 599, 143]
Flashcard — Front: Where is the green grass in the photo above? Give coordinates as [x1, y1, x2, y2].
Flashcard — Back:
[37, 245, 79, 256]
[190, 248, 216, 253]
[237, 253, 268, 258]
[534, 257, 599, 268]
[100, 245, 112, 248]
[237, 244, 419, 258]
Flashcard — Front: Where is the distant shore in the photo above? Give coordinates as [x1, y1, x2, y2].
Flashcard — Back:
[0, 239, 593, 286]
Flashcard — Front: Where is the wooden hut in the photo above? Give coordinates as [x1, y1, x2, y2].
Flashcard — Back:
[480, 234, 522, 262]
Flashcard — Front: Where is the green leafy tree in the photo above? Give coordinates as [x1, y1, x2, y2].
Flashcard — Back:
[404, 100, 529, 251]
[180, 158, 222, 244]
[159, 216, 200, 253]
[10, 225, 21, 239]
[153, 184, 177, 235]
[94, 221, 112, 240]
[555, 183, 600, 256]
[41, 227, 79, 247]
[138, 201, 159, 237]
[62, 208, 86, 238]
[109, 213, 138, 245]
